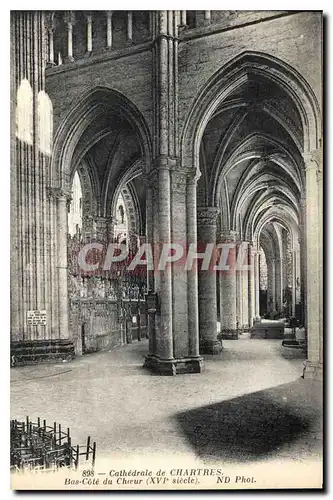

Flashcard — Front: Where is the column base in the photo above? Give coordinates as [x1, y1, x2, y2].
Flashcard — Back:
[144, 355, 203, 375]
[200, 339, 223, 354]
[302, 360, 323, 381]
[218, 329, 238, 340]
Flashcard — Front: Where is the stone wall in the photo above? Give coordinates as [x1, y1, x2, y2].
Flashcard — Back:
[69, 298, 148, 355]
[178, 11, 322, 137]
[46, 47, 153, 141]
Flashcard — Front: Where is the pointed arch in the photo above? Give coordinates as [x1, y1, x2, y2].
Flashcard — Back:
[181, 51, 321, 175]
[50, 86, 152, 191]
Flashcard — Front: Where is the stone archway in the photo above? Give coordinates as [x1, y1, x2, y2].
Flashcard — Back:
[48, 86, 152, 344]
[180, 51, 322, 376]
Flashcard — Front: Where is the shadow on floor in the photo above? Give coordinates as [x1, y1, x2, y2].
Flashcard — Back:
[176, 379, 322, 463]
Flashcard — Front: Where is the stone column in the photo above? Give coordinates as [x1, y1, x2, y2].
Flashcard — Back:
[238, 242, 249, 328]
[86, 13, 93, 54]
[204, 11, 211, 22]
[57, 190, 71, 339]
[45, 13, 56, 66]
[127, 12, 133, 42]
[106, 217, 115, 242]
[254, 249, 260, 320]
[145, 184, 156, 354]
[186, 173, 201, 359]
[219, 230, 237, 339]
[295, 243, 301, 306]
[64, 11, 75, 62]
[180, 11, 187, 26]
[145, 12, 202, 375]
[94, 216, 108, 242]
[236, 242, 243, 330]
[266, 256, 276, 313]
[144, 166, 175, 373]
[291, 249, 296, 317]
[281, 230, 289, 300]
[197, 207, 222, 354]
[248, 243, 255, 327]
[170, 169, 189, 359]
[157, 167, 173, 361]
[299, 195, 307, 326]
[275, 257, 282, 313]
[106, 11, 113, 48]
[303, 148, 323, 380]
[11, 12, 59, 343]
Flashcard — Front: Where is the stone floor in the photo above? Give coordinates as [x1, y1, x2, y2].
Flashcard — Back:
[11, 336, 323, 487]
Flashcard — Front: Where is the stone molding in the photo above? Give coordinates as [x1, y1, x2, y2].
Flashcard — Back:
[219, 229, 237, 242]
[47, 186, 72, 202]
[64, 11, 76, 26]
[171, 170, 187, 194]
[197, 206, 219, 226]
[303, 147, 323, 183]
[45, 12, 56, 33]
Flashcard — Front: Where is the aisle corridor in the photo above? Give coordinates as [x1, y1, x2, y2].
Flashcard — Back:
[11, 339, 322, 468]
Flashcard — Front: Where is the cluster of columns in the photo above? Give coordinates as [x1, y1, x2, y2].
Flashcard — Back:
[264, 238, 301, 318]
[144, 11, 204, 375]
[45, 10, 217, 66]
[219, 235, 260, 337]
[11, 11, 322, 381]
[10, 12, 68, 342]
[303, 147, 323, 379]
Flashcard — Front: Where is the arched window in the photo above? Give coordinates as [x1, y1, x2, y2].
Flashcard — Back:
[16, 78, 33, 145]
[118, 204, 125, 224]
[114, 193, 128, 246]
[37, 90, 53, 156]
[186, 11, 197, 28]
[68, 171, 83, 237]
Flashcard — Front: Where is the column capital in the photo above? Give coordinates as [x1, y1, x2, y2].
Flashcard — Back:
[303, 147, 323, 169]
[47, 186, 72, 201]
[45, 12, 56, 33]
[171, 170, 187, 194]
[187, 168, 201, 184]
[197, 207, 219, 226]
[219, 229, 237, 242]
[64, 11, 76, 26]
[250, 240, 259, 250]
[152, 155, 178, 171]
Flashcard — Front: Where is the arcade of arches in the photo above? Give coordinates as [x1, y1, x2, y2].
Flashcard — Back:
[10, 11, 322, 379]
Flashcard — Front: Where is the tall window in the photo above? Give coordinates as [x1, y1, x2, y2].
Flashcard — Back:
[114, 194, 128, 245]
[68, 172, 83, 237]
[16, 78, 33, 145]
[37, 90, 53, 156]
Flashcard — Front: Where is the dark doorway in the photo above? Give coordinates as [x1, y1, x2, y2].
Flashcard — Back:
[81, 324, 86, 354]
[259, 289, 268, 316]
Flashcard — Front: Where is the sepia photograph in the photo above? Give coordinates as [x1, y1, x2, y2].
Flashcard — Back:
[9, 6, 323, 490]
